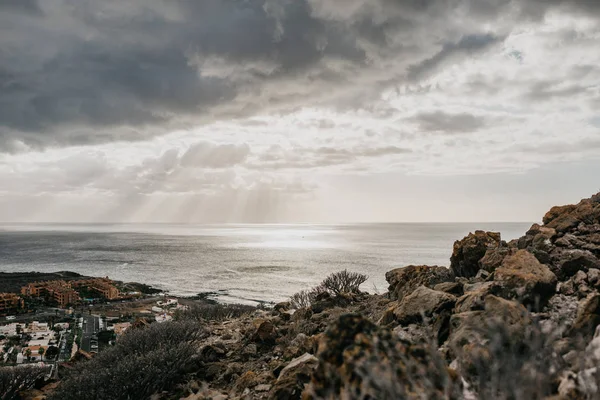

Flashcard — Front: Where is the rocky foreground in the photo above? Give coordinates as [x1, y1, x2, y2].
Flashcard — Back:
[25, 192, 600, 399]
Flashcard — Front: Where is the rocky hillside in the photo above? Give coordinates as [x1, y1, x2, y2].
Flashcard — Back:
[29, 192, 600, 399]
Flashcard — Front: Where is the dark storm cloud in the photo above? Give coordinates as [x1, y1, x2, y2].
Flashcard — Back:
[412, 111, 487, 133]
[0, 0, 43, 15]
[407, 34, 501, 81]
[1, 0, 599, 151]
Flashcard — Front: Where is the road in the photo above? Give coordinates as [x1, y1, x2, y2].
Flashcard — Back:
[80, 315, 100, 353]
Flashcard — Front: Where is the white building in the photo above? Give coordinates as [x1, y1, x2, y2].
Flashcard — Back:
[0, 323, 21, 336]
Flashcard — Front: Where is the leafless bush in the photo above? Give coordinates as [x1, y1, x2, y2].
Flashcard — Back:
[0, 365, 48, 400]
[50, 320, 204, 400]
[289, 270, 367, 309]
[290, 289, 314, 309]
[321, 269, 368, 296]
[175, 303, 256, 322]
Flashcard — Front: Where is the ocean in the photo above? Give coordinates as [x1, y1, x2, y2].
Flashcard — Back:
[0, 223, 532, 304]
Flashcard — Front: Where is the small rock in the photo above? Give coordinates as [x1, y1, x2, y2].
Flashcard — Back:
[255, 384, 272, 392]
[243, 344, 258, 356]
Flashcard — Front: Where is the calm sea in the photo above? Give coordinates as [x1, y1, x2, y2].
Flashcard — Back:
[0, 223, 531, 304]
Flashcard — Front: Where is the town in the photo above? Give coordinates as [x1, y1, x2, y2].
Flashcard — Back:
[0, 275, 188, 374]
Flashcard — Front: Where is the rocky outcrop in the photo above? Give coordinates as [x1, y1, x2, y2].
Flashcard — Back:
[385, 265, 453, 301]
[494, 249, 557, 307]
[450, 231, 501, 277]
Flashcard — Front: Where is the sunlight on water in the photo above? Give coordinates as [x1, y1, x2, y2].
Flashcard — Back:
[0, 222, 532, 304]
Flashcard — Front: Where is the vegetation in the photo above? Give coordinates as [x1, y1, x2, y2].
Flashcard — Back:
[175, 303, 256, 322]
[50, 320, 204, 400]
[290, 269, 368, 309]
[0, 365, 48, 400]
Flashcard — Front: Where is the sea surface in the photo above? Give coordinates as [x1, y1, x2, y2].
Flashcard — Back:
[0, 223, 532, 304]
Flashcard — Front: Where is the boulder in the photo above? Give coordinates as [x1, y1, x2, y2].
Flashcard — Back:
[552, 249, 600, 280]
[385, 265, 453, 301]
[450, 231, 501, 278]
[393, 286, 456, 324]
[544, 205, 577, 225]
[543, 195, 600, 233]
[494, 250, 557, 307]
[449, 295, 531, 353]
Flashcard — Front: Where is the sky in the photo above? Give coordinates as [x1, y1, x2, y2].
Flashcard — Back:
[0, 0, 599, 223]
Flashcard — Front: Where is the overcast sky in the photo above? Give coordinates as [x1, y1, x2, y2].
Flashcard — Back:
[0, 0, 599, 223]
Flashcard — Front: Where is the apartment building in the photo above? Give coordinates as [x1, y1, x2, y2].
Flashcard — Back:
[21, 281, 80, 307]
[0, 293, 24, 315]
[72, 278, 120, 300]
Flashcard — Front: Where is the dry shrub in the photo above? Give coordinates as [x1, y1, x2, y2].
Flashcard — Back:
[0, 365, 48, 400]
[290, 270, 367, 308]
[50, 320, 204, 400]
[175, 303, 256, 322]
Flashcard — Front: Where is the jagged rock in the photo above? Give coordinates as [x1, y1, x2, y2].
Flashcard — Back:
[269, 353, 318, 400]
[570, 293, 600, 340]
[451, 231, 501, 278]
[494, 250, 557, 307]
[543, 195, 600, 233]
[587, 268, 600, 286]
[304, 314, 460, 399]
[385, 265, 453, 301]
[479, 243, 514, 273]
[544, 205, 578, 225]
[393, 285, 456, 324]
[433, 281, 464, 296]
[558, 279, 576, 296]
[454, 282, 502, 313]
[553, 249, 600, 280]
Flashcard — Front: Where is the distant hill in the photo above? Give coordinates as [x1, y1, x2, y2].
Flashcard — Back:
[0, 271, 87, 293]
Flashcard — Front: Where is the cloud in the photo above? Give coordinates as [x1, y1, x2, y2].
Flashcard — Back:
[411, 111, 487, 133]
[180, 142, 250, 168]
[0, 0, 43, 16]
[250, 144, 411, 170]
[9, 0, 596, 150]
[407, 34, 501, 81]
